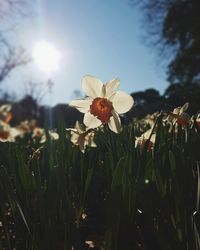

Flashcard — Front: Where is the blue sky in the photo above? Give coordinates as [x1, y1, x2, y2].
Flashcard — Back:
[3, 0, 168, 105]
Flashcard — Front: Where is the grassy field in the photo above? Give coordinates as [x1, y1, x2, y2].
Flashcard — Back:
[0, 104, 200, 250]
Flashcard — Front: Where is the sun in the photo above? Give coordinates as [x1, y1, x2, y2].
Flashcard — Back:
[32, 40, 61, 75]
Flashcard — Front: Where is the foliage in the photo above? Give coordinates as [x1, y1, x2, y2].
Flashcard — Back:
[131, 0, 200, 84]
[0, 114, 200, 250]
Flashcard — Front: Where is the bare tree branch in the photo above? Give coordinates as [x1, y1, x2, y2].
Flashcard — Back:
[0, 1, 31, 86]
[0, 38, 31, 82]
[0, 0, 27, 19]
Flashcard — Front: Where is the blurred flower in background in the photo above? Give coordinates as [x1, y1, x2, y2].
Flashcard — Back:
[0, 104, 12, 123]
[67, 121, 96, 153]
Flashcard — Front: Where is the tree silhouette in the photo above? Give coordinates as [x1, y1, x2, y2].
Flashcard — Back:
[129, 88, 164, 118]
[11, 95, 39, 125]
[0, 0, 30, 96]
[131, 0, 200, 84]
[0, 0, 27, 19]
[164, 83, 200, 113]
[0, 39, 30, 83]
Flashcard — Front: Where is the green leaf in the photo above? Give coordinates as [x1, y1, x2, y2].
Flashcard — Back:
[111, 157, 126, 191]
[169, 150, 176, 177]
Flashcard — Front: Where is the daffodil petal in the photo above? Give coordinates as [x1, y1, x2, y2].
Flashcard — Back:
[71, 133, 79, 145]
[105, 78, 120, 98]
[66, 128, 77, 132]
[180, 102, 189, 113]
[173, 107, 180, 115]
[82, 75, 103, 98]
[74, 121, 83, 132]
[69, 99, 91, 113]
[0, 104, 11, 113]
[10, 128, 20, 138]
[80, 143, 86, 153]
[108, 111, 122, 133]
[88, 137, 96, 147]
[83, 112, 102, 128]
[112, 91, 134, 114]
[49, 132, 59, 140]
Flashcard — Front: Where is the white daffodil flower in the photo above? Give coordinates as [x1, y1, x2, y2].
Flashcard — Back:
[17, 120, 37, 137]
[67, 121, 96, 153]
[32, 127, 45, 139]
[0, 121, 10, 142]
[40, 130, 59, 143]
[69, 75, 134, 133]
[49, 131, 59, 140]
[192, 113, 200, 129]
[0, 121, 20, 142]
[171, 102, 190, 126]
[0, 104, 12, 123]
[135, 128, 156, 151]
[144, 112, 159, 127]
[197, 113, 200, 125]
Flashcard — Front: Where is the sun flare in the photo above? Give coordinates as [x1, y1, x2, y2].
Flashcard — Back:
[33, 40, 61, 75]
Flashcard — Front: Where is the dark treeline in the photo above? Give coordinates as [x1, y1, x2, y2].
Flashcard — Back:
[131, 0, 200, 85]
[128, 83, 200, 119]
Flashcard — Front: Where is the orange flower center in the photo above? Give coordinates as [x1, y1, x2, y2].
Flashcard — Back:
[90, 98, 113, 123]
[5, 112, 12, 123]
[177, 116, 187, 126]
[140, 139, 154, 151]
[34, 128, 43, 137]
[0, 131, 9, 140]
